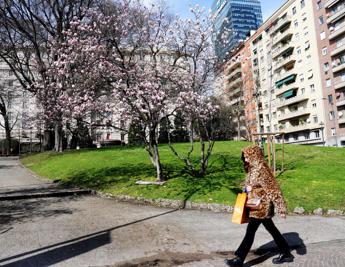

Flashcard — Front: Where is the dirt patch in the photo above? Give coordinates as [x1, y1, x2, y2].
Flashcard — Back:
[113, 251, 233, 267]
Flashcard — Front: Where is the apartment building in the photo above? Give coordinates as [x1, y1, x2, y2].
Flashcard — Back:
[0, 60, 41, 153]
[221, 41, 257, 140]
[320, 0, 345, 146]
[223, 0, 345, 146]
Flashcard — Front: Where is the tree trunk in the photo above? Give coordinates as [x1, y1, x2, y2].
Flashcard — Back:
[153, 143, 163, 181]
[4, 118, 11, 155]
[54, 122, 63, 152]
[148, 127, 164, 181]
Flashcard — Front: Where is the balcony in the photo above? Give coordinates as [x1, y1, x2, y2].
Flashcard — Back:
[229, 97, 243, 106]
[326, 8, 345, 24]
[274, 55, 296, 71]
[331, 43, 345, 56]
[227, 76, 242, 90]
[276, 69, 297, 83]
[227, 61, 241, 73]
[273, 29, 293, 46]
[278, 109, 310, 122]
[335, 80, 345, 90]
[329, 24, 345, 40]
[276, 83, 298, 95]
[227, 68, 242, 80]
[272, 42, 294, 59]
[271, 16, 292, 34]
[277, 94, 309, 108]
[325, 0, 341, 8]
[338, 117, 345, 124]
[332, 61, 345, 73]
[228, 88, 242, 98]
[336, 97, 345, 107]
[283, 124, 313, 134]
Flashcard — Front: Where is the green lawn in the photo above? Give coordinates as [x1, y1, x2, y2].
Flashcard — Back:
[21, 141, 345, 212]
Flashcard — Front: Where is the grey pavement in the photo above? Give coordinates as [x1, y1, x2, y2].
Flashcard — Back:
[0, 157, 345, 267]
[0, 158, 91, 200]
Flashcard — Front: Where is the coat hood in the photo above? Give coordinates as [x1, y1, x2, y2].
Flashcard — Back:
[242, 145, 265, 168]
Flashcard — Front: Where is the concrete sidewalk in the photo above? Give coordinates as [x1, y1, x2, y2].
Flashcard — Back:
[0, 157, 344, 266]
[1, 196, 344, 267]
[0, 157, 91, 200]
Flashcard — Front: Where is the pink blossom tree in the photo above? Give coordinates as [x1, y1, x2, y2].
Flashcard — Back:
[42, 1, 223, 180]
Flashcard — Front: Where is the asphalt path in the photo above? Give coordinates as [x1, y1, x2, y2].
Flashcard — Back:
[0, 157, 344, 267]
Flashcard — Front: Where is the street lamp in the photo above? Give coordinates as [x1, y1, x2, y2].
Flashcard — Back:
[319, 121, 325, 146]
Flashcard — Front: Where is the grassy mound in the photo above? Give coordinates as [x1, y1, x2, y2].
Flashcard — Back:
[21, 141, 345, 212]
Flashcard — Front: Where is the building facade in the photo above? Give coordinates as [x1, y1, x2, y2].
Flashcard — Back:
[212, 0, 263, 60]
[222, 0, 345, 146]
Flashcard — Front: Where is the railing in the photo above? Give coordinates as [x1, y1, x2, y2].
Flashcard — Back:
[274, 54, 296, 71]
[271, 16, 291, 34]
[278, 109, 310, 121]
[277, 94, 308, 108]
[336, 97, 345, 107]
[329, 23, 345, 40]
[326, 5, 345, 24]
[273, 29, 293, 45]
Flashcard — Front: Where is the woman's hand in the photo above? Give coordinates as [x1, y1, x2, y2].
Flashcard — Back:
[246, 185, 252, 193]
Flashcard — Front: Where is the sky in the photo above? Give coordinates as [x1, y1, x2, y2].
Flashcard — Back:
[143, 0, 287, 22]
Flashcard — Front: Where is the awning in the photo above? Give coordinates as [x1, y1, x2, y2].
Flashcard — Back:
[283, 89, 294, 98]
[275, 74, 296, 87]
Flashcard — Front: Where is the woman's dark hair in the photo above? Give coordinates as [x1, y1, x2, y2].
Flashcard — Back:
[241, 152, 245, 163]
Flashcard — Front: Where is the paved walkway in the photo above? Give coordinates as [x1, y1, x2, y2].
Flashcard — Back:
[0, 158, 344, 267]
[0, 158, 91, 200]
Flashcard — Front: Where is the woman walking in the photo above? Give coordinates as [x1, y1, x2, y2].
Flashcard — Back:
[225, 145, 294, 267]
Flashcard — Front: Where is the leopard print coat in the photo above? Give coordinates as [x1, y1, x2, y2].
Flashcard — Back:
[243, 145, 287, 219]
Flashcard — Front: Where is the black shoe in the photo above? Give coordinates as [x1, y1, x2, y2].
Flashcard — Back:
[224, 256, 243, 267]
[272, 253, 294, 264]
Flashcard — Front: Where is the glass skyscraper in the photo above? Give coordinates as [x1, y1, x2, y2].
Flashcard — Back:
[212, 0, 263, 60]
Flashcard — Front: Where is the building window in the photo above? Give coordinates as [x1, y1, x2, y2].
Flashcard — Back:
[304, 132, 310, 140]
[292, 6, 297, 15]
[294, 20, 298, 27]
[303, 17, 307, 22]
[331, 128, 336, 136]
[311, 99, 316, 108]
[326, 79, 332, 87]
[330, 111, 335, 120]
[328, 94, 333, 104]
[310, 84, 315, 92]
[301, 0, 305, 8]
[314, 131, 320, 138]
[313, 116, 318, 123]
[305, 41, 310, 50]
[320, 31, 326, 40]
[317, 1, 323, 10]
[301, 88, 305, 94]
[297, 47, 301, 54]
[322, 47, 327, 56]
[324, 62, 329, 72]
[319, 16, 324, 25]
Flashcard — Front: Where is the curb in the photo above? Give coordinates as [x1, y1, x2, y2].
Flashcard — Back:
[0, 189, 94, 201]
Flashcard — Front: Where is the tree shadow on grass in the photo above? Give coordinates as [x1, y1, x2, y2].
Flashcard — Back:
[61, 163, 184, 189]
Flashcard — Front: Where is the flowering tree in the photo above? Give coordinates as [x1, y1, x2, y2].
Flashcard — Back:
[42, 1, 223, 180]
[0, 0, 98, 152]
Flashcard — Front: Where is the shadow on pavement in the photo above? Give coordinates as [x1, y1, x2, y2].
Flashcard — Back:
[244, 232, 306, 266]
[0, 196, 79, 229]
[2, 232, 111, 267]
[0, 208, 179, 266]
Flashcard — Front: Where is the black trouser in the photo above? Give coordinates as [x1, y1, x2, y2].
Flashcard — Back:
[235, 217, 290, 261]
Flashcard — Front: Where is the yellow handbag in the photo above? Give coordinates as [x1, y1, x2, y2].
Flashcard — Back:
[232, 193, 249, 224]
